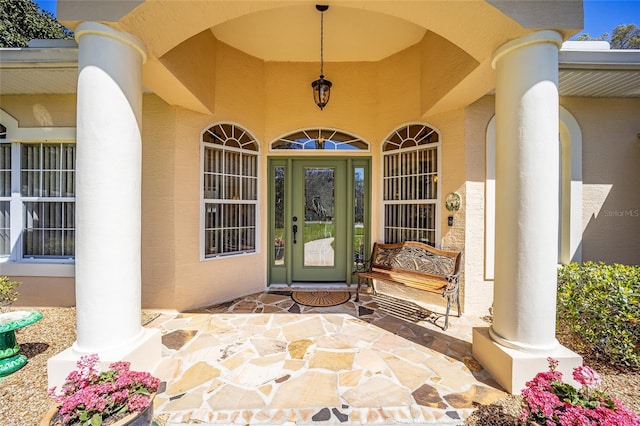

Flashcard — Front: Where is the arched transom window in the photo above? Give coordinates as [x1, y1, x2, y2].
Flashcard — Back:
[271, 128, 368, 151]
[201, 123, 259, 259]
[382, 123, 440, 246]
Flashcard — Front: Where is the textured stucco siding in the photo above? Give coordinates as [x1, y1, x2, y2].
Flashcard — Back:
[562, 97, 640, 265]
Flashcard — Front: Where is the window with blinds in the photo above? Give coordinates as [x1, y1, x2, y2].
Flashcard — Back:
[0, 124, 9, 256]
[202, 123, 259, 258]
[382, 124, 439, 246]
[21, 143, 76, 258]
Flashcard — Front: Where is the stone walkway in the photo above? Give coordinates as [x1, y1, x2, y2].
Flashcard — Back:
[146, 291, 505, 425]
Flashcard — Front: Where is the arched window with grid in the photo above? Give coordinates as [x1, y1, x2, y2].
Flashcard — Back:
[201, 123, 259, 258]
[382, 123, 440, 246]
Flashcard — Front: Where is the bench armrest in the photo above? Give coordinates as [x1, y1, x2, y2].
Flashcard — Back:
[353, 258, 372, 273]
[444, 273, 460, 296]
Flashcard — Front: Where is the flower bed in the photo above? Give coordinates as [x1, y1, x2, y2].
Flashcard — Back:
[47, 354, 160, 426]
[521, 358, 640, 426]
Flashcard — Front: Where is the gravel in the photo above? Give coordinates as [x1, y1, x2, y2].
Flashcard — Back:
[0, 308, 637, 426]
[0, 308, 76, 426]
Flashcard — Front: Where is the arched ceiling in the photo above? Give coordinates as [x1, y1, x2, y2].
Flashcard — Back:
[99, 1, 529, 62]
[210, 5, 426, 62]
[60, 1, 582, 65]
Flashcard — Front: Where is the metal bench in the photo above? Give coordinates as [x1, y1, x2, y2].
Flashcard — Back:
[353, 241, 462, 330]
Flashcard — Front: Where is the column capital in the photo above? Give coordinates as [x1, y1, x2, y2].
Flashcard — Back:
[492, 30, 563, 69]
[75, 21, 146, 63]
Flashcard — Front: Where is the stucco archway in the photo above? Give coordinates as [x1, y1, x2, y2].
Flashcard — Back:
[484, 105, 583, 280]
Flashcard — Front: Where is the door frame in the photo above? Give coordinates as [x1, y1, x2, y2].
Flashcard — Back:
[268, 156, 370, 286]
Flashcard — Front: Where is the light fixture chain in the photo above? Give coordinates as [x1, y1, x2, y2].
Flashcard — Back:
[320, 10, 324, 76]
[312, 5, 331, 110]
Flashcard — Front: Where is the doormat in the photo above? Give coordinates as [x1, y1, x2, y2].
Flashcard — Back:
[291, 291, 351, 307]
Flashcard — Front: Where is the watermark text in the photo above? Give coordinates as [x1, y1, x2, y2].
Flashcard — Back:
[603, 209, 639, 217]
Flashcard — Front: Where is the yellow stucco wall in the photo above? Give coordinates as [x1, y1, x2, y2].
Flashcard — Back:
[462, 96, 496, 315]
[0, 95, 76, 128]
[140, 95, 178, 308]
[561, 97, 640, 265]
[2, 1, 633, 314]
[460, 95, 640, 316]
[4, 92, 638, 312]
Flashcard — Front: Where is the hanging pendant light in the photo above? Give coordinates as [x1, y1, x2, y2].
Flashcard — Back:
[312, 5, 332, 110]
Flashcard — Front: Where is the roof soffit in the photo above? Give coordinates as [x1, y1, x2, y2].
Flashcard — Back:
[487, 0, 583, 40]
[58, 0, 143, 27]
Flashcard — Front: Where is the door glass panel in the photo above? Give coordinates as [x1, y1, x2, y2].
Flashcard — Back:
[354, 167, 365, 265]
[273, 167, 285, 266]
[304, 168, 335, 267]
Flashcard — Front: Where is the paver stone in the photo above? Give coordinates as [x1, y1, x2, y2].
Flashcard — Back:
[166, 361, 220, 395]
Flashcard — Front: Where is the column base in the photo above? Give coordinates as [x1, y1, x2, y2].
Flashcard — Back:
[472, 327, 582, 394]
[47, 328, 161, 391]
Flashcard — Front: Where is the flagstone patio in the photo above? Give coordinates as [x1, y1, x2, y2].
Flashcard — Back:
[146, 290, 506, 425]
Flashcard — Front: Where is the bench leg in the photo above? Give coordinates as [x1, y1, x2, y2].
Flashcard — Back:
[355, 279, 361, 302]
[443, 295, 452, 331]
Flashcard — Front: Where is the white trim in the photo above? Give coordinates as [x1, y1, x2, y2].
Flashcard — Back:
[0, 109, 77, 267]
[199, 140, 205, 261]
[0, 259, 74, 277]
[75, 22, 147, 64]
[492, 30, 563, 69]
[559, 106, 583, 263]
[199, 122, 260, 261]
[485, 118, 496, 280]
[560, 48, 640, 70]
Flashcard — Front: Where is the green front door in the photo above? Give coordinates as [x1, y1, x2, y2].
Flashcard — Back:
[292, 160, 346, 281]
[269, 158, 369, 285]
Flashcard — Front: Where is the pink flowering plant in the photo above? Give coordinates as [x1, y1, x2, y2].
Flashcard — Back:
[48, 354, 160, 426]
[521, 357, 640, 426]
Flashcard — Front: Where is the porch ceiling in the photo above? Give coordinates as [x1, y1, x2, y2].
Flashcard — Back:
[209, 5, 427, 63]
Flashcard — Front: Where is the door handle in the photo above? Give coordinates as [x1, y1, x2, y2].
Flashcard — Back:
[292, 224, 298, 244]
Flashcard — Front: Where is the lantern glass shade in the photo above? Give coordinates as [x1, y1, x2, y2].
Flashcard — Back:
[312, 76, 332, 110]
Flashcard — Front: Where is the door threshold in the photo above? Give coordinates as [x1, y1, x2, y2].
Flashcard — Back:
[270, 282, 352, 291]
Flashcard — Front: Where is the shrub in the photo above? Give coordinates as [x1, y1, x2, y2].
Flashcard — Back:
[557, 262, 640, 369]
[0, 276, 21, 310]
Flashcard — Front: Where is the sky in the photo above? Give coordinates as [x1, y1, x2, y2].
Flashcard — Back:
[35, 0, 639, 40]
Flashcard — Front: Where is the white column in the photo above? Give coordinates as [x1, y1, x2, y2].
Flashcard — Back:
[74, 22, 146, 352]
[472, 30, 581, 393]
[491, 30, 562, 352]
[48, 22, 160, 389]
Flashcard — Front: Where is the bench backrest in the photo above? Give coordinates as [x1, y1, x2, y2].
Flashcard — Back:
[370, 241, 462, 279]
